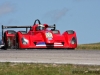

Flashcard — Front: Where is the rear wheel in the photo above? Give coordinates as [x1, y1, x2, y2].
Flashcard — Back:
[16, 33, 19, 49]
[4, 32, 8, 50]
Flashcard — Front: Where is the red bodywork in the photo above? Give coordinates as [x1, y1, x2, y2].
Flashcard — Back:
[2, 19, 77, 49]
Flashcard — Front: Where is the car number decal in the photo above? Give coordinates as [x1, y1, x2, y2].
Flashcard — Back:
[45, 32, 53, 38]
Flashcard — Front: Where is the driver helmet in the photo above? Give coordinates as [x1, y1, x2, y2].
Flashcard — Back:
[37, 24, 45, 30]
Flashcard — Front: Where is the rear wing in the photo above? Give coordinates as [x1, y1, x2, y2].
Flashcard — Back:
[1, 25, 31, 38]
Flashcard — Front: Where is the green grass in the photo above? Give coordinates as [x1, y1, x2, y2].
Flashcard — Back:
[0, 62, 100, 75]
[77, 42, 100, 50]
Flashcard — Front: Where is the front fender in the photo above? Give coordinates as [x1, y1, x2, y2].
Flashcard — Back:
[62, 30, 77, 48]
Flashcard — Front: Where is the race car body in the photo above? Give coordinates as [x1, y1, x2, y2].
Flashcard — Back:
[1, 19, 77, 49]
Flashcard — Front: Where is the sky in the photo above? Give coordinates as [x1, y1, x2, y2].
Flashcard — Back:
[0, 0, 100, 44]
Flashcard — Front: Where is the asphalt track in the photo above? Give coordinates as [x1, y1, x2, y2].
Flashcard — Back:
[0, 49, 100, 65]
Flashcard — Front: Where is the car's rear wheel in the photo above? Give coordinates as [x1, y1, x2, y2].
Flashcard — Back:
[4, 32, 8, 50]
[16, 33, 19, 49]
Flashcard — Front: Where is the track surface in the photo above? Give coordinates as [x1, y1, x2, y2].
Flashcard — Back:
[0, 49, 100, 65]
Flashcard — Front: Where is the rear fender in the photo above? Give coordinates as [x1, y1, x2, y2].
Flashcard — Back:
[4, 30, 16, 48]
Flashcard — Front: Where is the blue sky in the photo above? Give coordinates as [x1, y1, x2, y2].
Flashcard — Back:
[0, 0, 100, 44]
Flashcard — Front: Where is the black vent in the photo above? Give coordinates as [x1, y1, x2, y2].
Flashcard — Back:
[66, 30, 74, 34]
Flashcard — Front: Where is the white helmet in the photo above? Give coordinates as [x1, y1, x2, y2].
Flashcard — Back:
[37, 24, 45, 30]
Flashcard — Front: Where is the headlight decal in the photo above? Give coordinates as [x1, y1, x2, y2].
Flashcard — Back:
[71, 37, 77, 44]
[21, 37, 29, 45]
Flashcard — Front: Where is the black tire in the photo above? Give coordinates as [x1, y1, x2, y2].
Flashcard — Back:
[4, 32, 8, 50]
[16, 33, 19, 49]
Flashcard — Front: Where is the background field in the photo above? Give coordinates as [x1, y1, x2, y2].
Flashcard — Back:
[0, 62, 100, 75]
[77, 42, 100, 50]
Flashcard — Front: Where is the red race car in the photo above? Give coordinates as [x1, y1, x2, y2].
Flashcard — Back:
[1, 19, 77, 50]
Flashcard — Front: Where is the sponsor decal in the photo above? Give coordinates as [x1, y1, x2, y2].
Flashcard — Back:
[36, 42, 63, 46]
[36, 42, 46, 46]
[36, 42, 46, 45]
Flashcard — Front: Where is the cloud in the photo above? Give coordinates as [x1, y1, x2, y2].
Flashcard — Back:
[44, 8, 69, 22]
[0, 2, 14, 16]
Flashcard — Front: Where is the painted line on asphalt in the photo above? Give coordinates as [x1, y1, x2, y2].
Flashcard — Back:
[0, 60, 100, 66]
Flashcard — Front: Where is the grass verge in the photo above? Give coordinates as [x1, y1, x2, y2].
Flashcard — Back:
[0, 62, 100, 75]
[77, 42, 100, 50]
